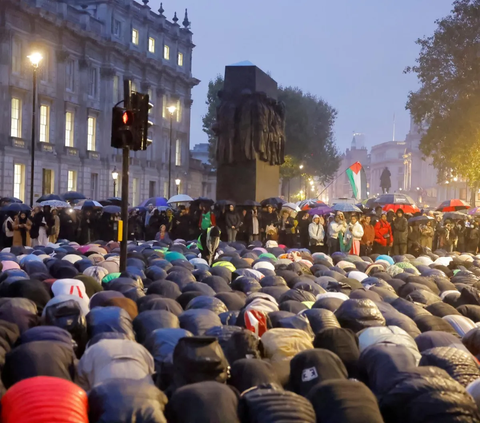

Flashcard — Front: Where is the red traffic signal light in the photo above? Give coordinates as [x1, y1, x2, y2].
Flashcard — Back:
[122, 111, 134, 125]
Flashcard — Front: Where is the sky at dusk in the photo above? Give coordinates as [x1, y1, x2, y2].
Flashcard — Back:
[150, 0, 454, 151]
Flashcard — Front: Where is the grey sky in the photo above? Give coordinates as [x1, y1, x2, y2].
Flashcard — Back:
[150, 0, 454, 151]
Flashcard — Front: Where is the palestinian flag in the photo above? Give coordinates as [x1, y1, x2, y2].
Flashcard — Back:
[346, 162, 367, 200]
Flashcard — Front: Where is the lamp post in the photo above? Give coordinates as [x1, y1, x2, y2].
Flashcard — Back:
[111, 166, 119, 197]
[27, 52, 42, 207]
[167, 105, 177, 199]
[175, 178, 181, 195]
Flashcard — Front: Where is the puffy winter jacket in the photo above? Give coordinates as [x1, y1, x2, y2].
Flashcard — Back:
[335, 299, 386, 333]
[374, 220, 393, 247]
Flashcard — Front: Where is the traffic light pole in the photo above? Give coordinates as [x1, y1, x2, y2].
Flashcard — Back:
[120, 80, 131, 272]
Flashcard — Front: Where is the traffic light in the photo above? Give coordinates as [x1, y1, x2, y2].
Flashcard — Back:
[131, 92, 153, 151]
[111, 107, 136, 149]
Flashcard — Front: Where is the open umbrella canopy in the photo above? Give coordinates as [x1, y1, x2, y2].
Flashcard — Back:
[374, 193, 416, 206]
[383, 204, 420, 214]
[39, 200, 70, 208]
[298, 199, 326, 210]
[61, 192, 86, 201]
[1, 203, 31, 213]
[444, 211, 468, 221]
[261, 197, 286, 207]
[168, 194, 193, 204]
[469, 207, 480, 216]
[408, 215, 435, 224]
[332, 203, 362, 213]
[37, 194, 63, 203]
[436, 199, 471, 212]
[102, 205, 121, 214]
[74, 200, 103, 210]
[192, 197, 214, 207]
[215, 200, 236, 208]
[308, 206, 333, 216]
[139, 197, 168, 208]
[0, 197, 22, 205]
[106, 197, 123, 206]
[240, 200, 261, 207]
[282, 202, 301, 212]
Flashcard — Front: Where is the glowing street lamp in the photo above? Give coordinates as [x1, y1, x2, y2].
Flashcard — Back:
[175, 178, 181, 195]
[111, 166, 119, 196]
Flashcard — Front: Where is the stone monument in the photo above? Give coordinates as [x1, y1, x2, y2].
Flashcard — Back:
[213, 62, 285, 202]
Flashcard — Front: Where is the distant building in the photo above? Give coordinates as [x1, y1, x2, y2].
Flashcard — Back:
[187, 156, 216, 200]
[191, 143, 210, 165]
[0, 0, 199, 204]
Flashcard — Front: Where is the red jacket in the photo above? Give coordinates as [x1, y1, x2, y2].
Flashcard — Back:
[374, 220, 393, 247]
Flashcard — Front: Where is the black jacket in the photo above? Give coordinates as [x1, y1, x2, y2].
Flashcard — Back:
[225, 211, 242, 229]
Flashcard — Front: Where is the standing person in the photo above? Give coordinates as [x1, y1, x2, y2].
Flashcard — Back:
[3, 214, 15, 248]
[373, 212, 393, 254]
[360, 215, 375, 256]
[278, 210, 294, 247]
[433, 214, 442, 251]
[245, 207, 260, 244]
[172, 206, 191, 241]
[225, 204, 242, 243]
[408, 223, 422, 255]
[199, 205, 216, 232]
[392, 209, 408, 255]
[49, 209, 60, 243]
[146, 209, 160, 240]
[80, 210, 95, 244]
[308, 214, 325, 253]
[419, 220, 434, 250]
[468, 221, 480, 254]
[30, 207, 48, 246]
[298, 213, 311, 248]
[328, 212, 347, 255]
[262, 205, 278, 242]
[455, 220, 466, 252]
[346, 214, 364, 255]
[13, 211, 32, 247]
[438, 220, 456, 252]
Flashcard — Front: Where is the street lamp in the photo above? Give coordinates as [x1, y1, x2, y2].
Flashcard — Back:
[167, 105, 177, 199]
[111, 166, 119, 197]
[27, 52, 42, 207]
[453, 177, 458, 182]
[175, 178, 181, 195]
[299, 164, 304, 170]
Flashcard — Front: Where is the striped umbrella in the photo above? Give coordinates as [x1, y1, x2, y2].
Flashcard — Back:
[468, 207, 480, 216]
[436, 199, 471, 212]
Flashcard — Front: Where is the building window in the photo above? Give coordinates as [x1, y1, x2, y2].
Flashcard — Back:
[148, 37, 155, 53]
[131, 81, 136, 94]
[65, 111, 74, 147]
[89, 68, 97, 97]
[12, 37, 22, 74]
[13, 164, 25, 202]
[11, 98, 21, 138]
[39, 105, 50, 143]
[132, 177, 139, 206]
[91, 173, 98, 199]
[65, 59, 75, 91]
[67, 170, 77, 192]
[112, 19, 121, 36]
[163, 45, 170, 60]
[87, 116, 96, 151]
[39, 50, 49, 82]
[176, 99, 182, 122]
[42, 169, 54, 195]
[132, 28, 139, 45]
[163, 181, 168, 197]
[149, 181, 156, 198]
[162, 94, 167, 118]
[148, 88, 153, 114]
[175, 139, 181, 166]
[113, 75, 119, 103]
[177, 52, 184, 67]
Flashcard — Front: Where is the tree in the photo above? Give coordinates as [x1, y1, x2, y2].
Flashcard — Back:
[202, 77, 340, 183]
[405, 0, 480, 201]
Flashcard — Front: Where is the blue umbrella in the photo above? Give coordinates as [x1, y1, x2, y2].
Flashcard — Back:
[139, 197, 168, 207]
[1, 203, 30, 213]
[0, 197, 22, 205]
[332, 203, 362, 213]
[62, 191, 86, 201]
[37, 194, 63, 203]
[103, 205, 121, 214]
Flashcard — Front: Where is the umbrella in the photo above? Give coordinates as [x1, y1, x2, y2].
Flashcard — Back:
[308, 206, 334, 216]
[37, 194, 63, 203]
[282, 203, 301, 212]
[374, 193, 416, 206]
[168, 194, 193, 204]
[61, 192, 86, 201]
[261, 197, 286, 207]
[383, 204, 420, 214]
[299, 199, 326, 210]
[364, 197, 379, 209]
[0, 197, 22, 205]
[468, 207, 480, 216]
[436, 199, 471, 212]
[139, 197, 168, 208]
[240, 200, 261, 207]
[1, 203, 30, 213]
[192, 197, 214, 206]
[106, 197, 123, 206]
[444, 211, 468, 221]
[39, 200, 70, 208]
[75, 200, 103, 209]
[102, 205, 121, 214]
[408, 215, 434, 224]
[332, 203, 362, 213]
[156, 206, 173, 212]
[215, 200, 236, 207]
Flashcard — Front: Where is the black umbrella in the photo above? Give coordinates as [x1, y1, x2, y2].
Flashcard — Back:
[106, 197, 123, 206]
[373, 193, 415, 206]
[37, 194, 63, 203]
[444, 211, 468, 221]
[1, 203, 31, 213]
[260, 197, 286, 207]
[103, 205, 121, 214]
[408, 216, 434, 224]
[62, 191, 86, 201]
[0, 197, 22, 205]
[215, 200, 236, 208]
[192, 197, 214, 206]
[241, 200, 261, 207]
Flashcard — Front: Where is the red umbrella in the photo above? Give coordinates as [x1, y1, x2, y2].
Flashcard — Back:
[383, 204, 420, 214]
[436, 199, 471, 212]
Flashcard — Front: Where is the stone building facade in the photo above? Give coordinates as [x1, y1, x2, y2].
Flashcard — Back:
[0, 0, 199, 205]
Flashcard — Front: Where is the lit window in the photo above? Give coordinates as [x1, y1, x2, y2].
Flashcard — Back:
[65, 111, 74, 147]
[131, 81, 136, 94]
[42, 169, 54, 195]
[132, 178, 139, 206]
[163, 45, 170, 60]
[148, 89, 153, 114]
[12, 37, 22, 74]
[13, 164, 25, 202]
[148, 37, 155, 53]
[67, 170, 77, 192]
[39, 105, 50, 143]
[11, 98, 21, 138]
[87, 116, 96, 151]
[177, 52, 183, 67]
[65, 59, 75, 91]
[163, 181, 168, 197]
[175, 139, 181, 166]
[176, 99, 182, 122]
[89, 68, 97, 97]
[113, 75, 119, 103]
[132, 28, 139, 45]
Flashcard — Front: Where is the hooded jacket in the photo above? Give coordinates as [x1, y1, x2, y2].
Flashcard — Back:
[308, 216, 325, 246]
[374, 219, 393, 247]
